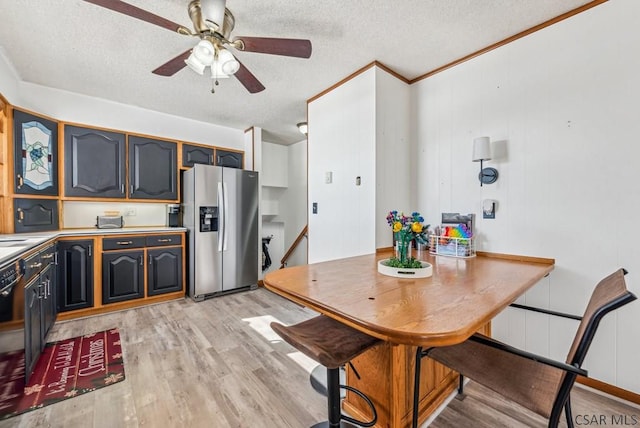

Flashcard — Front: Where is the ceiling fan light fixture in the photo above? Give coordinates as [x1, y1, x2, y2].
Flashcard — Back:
[185, 52, 206, 75]
[211, 60, 231, 79]
[193, 39, 215, 66]
[217, 48, 239, 75]
[201, 0, 226, 32]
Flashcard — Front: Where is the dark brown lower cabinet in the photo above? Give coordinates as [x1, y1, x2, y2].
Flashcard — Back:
[147, 247, 182, 296]
[24, 274, 43, 383]
[57, 240, 94, 312]
[102, 250, 145, 304]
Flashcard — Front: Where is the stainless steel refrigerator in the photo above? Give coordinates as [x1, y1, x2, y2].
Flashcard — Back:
[183, 164, 259, 301]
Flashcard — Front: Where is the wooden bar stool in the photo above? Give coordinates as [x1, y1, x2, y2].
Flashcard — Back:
[271, 315, 381, 428]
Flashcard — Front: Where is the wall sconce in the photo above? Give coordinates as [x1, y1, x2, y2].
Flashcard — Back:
[472, 136, 498, 186]
[297, 122, 308, 136]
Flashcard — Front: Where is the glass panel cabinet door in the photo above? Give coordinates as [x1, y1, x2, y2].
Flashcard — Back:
[13, 109, 59, 196]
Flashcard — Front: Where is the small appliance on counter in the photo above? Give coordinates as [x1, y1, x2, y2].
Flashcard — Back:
[96, 214, 124, 229]
[167, 204, 181, 227]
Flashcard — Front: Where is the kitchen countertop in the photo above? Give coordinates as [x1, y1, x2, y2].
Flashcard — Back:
[0, 227, 187, 267]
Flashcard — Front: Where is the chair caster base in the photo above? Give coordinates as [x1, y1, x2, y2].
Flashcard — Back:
[311, 421, 360, 428]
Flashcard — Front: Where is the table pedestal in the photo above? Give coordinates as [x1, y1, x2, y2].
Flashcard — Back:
[343, 323, 490, 427]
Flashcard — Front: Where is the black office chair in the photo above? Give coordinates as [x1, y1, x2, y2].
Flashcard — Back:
[412, 268, 637, 428]
[271, 315, 381, 428]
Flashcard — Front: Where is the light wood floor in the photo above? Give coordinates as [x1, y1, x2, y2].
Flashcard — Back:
[1, 288, 637, 428]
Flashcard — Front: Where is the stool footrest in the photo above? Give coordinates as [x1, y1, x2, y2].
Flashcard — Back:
[339, 384, 378, 427]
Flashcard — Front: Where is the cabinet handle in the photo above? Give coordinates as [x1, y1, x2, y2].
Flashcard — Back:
[88, 245, 92, 257]
[210, 154, 214, 164]
[0, 273, 22, 297]
[149, 255, 152, 265]
[130, 185, 134, 195]
[29, 262, 42, 269]
[54, 252, 58, 265]
[46, 278, 51, 297]
[38, 282, 45, 299]
[157, 238, 172, 243]
[41, 253, 55, 260]
[121, 184, 125, 194]
[139, 256, 143, 266]
[17, 208, 24, 222]
[117, 241, 133, 245]
[17, 174, 23, 189]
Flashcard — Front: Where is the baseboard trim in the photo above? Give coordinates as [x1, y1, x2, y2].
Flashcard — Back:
[577, 376, 640, 405]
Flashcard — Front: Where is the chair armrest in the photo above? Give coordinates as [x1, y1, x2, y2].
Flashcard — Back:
[469, 334, 588, 377]
[509, 303, 582, 321]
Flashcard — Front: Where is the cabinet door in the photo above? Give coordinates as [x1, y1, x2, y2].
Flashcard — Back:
[40, 261, 57, 340]
[147, 247, 183, 296]
[64, 125, 126, 198]
[215, 149, 243, 169]
[128, 136, 177, 200]
[13, 109, 59, 196]
[57, 240, 94, 312]
[102, 250, 144, 304]
[14, 198, 59, 233]
[182, 144, 214, 168]
[24, 275, 43, 383]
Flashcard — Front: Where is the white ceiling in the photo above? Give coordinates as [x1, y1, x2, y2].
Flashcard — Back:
[0, 0, 597, 145]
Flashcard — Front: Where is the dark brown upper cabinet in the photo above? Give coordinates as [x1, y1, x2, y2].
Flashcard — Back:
[215, 149, 243, 169]
[182, 143, 214, 168]
[128, 136, 177, 200]
[13, 109, 59, 196]
[14, 198, 59, 233]
[64, 125, 126, 198]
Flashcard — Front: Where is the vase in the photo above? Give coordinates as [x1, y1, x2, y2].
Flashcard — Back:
[395, 240, 411, 264]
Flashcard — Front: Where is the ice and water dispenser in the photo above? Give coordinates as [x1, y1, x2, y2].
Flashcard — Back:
[199, 206, 218, 232]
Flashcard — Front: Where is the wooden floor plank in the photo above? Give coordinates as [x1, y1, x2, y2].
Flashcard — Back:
[1, 288, 637, 427]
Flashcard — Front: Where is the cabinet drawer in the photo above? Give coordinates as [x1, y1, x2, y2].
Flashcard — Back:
[23, 251, 42, 281]
[103, 237, 146, 251]
[146, 234, 182, 247]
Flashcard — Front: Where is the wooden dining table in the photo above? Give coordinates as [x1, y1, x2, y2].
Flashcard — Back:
[263, 250, 554, 427]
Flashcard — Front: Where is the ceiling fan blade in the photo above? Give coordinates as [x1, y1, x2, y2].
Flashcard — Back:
[84, 0, 185, 33]
[233, 58, 265, 93]
[152, 49, 191, 76]
[234, 37, 312, 58]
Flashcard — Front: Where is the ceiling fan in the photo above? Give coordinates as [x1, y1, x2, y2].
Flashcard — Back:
[84, 0, 312, 93]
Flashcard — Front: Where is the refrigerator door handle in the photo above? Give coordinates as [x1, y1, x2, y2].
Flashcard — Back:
[223, 181, 229, 251]
[218, 182, 224, 252]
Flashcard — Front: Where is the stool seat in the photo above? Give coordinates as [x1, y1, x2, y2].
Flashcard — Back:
[271, 315, 381, 369]
[271, 315, 381, 428]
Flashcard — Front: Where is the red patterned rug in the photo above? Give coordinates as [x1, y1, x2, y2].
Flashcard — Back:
[0, 328, 125, 419]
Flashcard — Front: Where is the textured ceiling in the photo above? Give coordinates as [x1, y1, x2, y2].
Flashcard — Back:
[0, 0, 597, 144]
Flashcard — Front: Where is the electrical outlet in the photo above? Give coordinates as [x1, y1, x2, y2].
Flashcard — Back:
[124, 207, 136, 216]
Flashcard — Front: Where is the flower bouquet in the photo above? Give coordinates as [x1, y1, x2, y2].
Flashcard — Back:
[386, 211, 429, 268]
[378, 211, 433, 278]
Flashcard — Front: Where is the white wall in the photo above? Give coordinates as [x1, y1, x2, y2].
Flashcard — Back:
[413, 0, 640, 392]
[0, 49, 20, 104]
[308, 68, 377, 263]
[17, 81, 244, 150]
[375, 68, 412, 248]
[281, 139, 308, 267]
